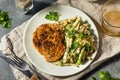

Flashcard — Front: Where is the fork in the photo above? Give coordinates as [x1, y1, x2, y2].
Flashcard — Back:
[7, 52, 34, 77]
[0, 38, 47, 79]
[0, 36, 48, 80]
[0, 48, 47, 80]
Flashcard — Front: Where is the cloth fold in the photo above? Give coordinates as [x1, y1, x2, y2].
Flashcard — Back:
[0, 0, 120, 80]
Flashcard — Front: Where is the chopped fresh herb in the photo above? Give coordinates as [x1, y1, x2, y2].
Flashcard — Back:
[98, 71, 120, 80]
[78, 32, 83, 38]
[86, 30, 91, 35]
[45, 11, 61, 21]
[89, 71, 120, 80]
[0, 10, 11, 29]
[98, 71, 110, 80]
[58, 61, 64, 66]
[67, 30, 76, 37]
[72, 42, 79, 49]
[85, 43, 91, 51]
[66, 24, 72, 30]
[90, 77, 96, 80]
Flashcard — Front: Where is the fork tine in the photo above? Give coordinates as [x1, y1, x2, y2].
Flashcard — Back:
[9, 57, 22, 69]
[11, 50, 25, 63]
[4, 49, 46, 79]
[12, 53, 26, 66]
[8, 54, 22, 68]
[10, 53, 28, 68]
[6, 42, 27, 67]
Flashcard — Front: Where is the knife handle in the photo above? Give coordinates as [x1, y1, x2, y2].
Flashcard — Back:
[30, 74, 41, 80]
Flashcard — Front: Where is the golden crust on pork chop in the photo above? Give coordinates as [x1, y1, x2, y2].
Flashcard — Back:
[32, 23, 65, 62]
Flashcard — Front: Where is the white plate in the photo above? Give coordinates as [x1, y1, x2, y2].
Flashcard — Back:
[23, 5, 99, 76]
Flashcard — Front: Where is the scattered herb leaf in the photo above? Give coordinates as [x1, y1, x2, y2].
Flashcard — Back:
[98, 71, 120, 80]
[98, 71, 110, 80]
[89, 71, 120, 80]
[0, 10, 11, 29]
[90, 77, 96, 80]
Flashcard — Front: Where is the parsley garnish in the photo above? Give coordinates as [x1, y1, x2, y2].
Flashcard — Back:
[45, 11, 61, 21]
[0, 10, 11, 29]
[89, 71, 120, 80]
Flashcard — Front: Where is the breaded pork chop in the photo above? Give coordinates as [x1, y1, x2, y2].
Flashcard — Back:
[32, 23, 65, 62]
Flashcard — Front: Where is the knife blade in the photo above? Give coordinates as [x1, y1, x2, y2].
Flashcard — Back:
[0, 55, 48, 80]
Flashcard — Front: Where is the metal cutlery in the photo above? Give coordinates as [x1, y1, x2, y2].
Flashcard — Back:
[0, 37, 47, 80]
[0, 49, 48, 80]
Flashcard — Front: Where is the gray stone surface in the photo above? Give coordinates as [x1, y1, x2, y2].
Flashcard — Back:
[82, 54, 120, 80]
[0, 54, 16, 80]
[0, 0, 31, 80]
[0, 0, 120, 80]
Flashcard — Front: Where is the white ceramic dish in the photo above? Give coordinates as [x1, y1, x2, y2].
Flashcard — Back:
[23, 5, 99, 76]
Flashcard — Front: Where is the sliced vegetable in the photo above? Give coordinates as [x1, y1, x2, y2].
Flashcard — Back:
[76, 47, 85, 65]
[70, 17, 81, 30]
[63, 36, 73, 63]
[55, 16, 96, 66]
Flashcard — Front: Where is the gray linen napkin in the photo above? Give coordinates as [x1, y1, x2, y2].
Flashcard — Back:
[0, 0, 120, 80]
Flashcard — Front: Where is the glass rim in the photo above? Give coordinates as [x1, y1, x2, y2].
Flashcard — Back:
[101, 0, 120, 28]
[102, 16, 120, 28]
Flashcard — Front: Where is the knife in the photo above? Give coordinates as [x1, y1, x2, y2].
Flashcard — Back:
[0, 55, 48, 80]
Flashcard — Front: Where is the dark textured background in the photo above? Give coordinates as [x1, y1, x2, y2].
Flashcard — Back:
[0, 0, 120, 80]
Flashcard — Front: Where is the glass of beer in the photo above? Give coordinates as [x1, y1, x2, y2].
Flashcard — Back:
[101, 0, 120, 37]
